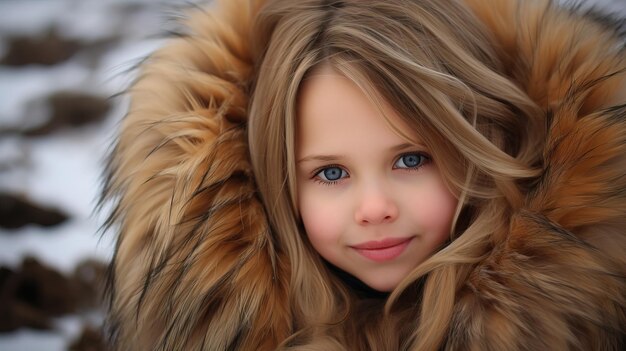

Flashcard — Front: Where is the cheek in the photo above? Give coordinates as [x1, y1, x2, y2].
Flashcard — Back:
[298, 189, 346, 247]
[407, 178, 457, 235]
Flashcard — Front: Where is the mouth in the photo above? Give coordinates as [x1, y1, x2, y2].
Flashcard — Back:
[351, 237, 413, 262]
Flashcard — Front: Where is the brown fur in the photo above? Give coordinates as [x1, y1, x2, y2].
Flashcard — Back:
[102, 0, 626, 349]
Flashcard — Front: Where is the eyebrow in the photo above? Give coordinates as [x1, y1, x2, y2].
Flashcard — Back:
[297, 154, 345, 164]
[296, 142, 419, 164]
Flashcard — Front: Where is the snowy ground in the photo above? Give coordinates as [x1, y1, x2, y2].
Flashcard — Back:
[0, 0, 624, 350]
[0, 0, 175, 349]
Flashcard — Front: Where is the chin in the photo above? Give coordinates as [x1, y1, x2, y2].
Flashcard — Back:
[364, 279, 398, 293]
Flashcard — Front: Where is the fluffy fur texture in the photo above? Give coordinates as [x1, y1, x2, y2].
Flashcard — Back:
[102, 0, 626, 349]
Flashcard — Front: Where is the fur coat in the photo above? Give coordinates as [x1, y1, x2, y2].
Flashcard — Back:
[102, 0, 626, 349]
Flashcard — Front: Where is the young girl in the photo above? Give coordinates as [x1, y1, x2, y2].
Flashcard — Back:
[102, 0, 626, 349]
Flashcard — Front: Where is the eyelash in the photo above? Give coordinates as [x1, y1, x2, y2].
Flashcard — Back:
[312, 164, 345, 186]
[311, 152, 431, 185]
[394, 152, 431, 170]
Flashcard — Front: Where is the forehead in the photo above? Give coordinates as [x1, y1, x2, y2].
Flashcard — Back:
[296, 67, 419, 155]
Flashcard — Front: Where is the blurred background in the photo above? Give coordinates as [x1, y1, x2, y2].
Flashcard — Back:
[0, 0, 624, 350]
[0, 0, 186, 349]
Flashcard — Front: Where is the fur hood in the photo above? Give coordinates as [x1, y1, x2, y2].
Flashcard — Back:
[103, 0, 626, 349]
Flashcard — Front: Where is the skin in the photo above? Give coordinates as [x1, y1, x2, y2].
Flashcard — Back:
[296, 67, 458, 292]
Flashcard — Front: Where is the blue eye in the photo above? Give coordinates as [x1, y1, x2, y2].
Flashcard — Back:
[316, 166, 348, 182]
[394, 153, 428, 169]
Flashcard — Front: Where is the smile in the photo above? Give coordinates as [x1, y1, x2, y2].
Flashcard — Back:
[351, 237, 413, 262]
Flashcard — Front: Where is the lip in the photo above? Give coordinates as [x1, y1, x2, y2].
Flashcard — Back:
[351, 237, 413, 262]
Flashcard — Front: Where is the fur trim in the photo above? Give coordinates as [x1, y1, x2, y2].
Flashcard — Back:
[102, 0, 626, 349]
[103, 1, 290, 349]
[452, 1, 626, 348]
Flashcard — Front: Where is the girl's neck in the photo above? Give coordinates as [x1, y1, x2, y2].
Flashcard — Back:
[326, 262, 390, 300]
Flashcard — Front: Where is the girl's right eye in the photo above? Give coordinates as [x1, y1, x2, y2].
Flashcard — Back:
[315, 166, 348, 183]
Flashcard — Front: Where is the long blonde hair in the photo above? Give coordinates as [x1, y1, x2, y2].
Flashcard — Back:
[248, 0, 542, 348]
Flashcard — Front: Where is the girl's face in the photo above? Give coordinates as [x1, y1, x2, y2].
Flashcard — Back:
[296, 68, 458, 292]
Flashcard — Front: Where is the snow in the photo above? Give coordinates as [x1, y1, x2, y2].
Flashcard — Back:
[0, 330, 66, 351]
[0, 0, 160, 39]
[0, 0, 167, 271]
[0, 64, 91, 128]
[0, 0, 168, 349]
[0, 311, 103, 351]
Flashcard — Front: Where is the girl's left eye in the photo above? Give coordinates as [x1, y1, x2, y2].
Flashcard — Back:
[394, 153, 429, 169]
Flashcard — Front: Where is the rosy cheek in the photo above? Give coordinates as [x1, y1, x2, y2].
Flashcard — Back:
[409, 180, 457, 234]
[302, 206, 336, 241]
[436, 199, 457, 234]
[299, 194, 344, 246]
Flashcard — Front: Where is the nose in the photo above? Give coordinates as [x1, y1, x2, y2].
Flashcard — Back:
[354, 184, 399, 225]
